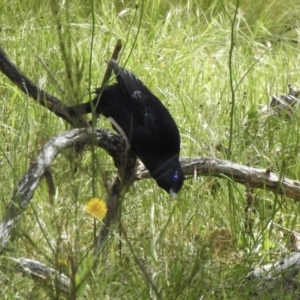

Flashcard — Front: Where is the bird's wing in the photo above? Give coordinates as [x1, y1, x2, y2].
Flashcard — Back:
[108, 60, 180, 149]
[108, 59, 151, 100]
[109, 59, 157, 131]
[131, 91, 158, 134]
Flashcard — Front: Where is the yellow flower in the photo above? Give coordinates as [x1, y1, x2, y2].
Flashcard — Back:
[84, 198, 107, 220]
[57, 258, 68, 267]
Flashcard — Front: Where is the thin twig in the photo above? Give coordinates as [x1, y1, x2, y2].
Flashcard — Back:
[36, 55, 69, 99]
[92, 39, 122, 122]
[101, 39, 122, 87]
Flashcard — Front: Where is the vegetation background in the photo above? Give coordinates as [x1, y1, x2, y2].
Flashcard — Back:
[1, 0, 300, 298]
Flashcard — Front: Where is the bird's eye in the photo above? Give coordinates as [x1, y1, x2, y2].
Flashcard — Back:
[172, 174, 179, 182]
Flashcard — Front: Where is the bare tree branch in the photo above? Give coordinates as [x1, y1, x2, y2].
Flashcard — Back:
[100, 39, 122, 87]
[91, 39, 122, 123]
[247, 252, 300, 296]
[9, 257, 70, 294]
[138, 157, 300, 200]
[0, 46, 88, 127]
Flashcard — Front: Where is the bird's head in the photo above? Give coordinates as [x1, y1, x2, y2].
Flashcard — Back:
[154, 163, 184, 197]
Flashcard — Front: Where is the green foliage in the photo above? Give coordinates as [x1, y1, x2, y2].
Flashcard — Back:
[1, 0, 300, 298]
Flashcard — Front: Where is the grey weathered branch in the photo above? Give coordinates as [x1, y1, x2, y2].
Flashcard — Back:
[10, 257, 70, 294]
[246, 252, 300, 295]
[2, 128, 300, 253]
[138, 157, 300, 200]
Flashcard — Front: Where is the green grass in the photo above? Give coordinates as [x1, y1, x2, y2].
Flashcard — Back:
[1, 0, 300, 298]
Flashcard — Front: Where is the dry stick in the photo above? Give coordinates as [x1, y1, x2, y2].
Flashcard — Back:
[92, 39, 122, 122]
[247, 252, 300, 295]
[0, 46, 88, 128]
[138, 157, 300, 200]
[9, 257, 70, 294]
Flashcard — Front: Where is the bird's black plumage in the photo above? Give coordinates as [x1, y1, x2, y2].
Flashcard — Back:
[66, 60, 184, 195]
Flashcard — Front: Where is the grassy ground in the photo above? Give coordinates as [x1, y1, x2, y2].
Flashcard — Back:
[1, 0, 300, 298]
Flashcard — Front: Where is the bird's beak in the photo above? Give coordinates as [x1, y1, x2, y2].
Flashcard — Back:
[169, 189, 177, 198]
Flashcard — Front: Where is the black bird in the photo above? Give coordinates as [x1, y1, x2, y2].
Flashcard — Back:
[66, 60, 184, 195]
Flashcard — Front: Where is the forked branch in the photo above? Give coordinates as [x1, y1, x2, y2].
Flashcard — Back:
[0, 128, 300, 253]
